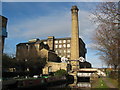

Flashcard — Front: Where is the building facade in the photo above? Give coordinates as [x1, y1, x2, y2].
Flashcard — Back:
[43, 62, 67, 74]
[0, 16, 8, 53]
[41, 36, 86, 60]
[16, 39, 60, 62]
[16, 5, 87, 74]
[16, 37, 86, 61]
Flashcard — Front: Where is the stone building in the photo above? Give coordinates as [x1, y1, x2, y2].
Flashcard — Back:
[41, 36, 86, 59]
[43, 62, 67, 74]
[0, 16, 8, 53]
[16, 39, 60, 62]
[16, 5, 88, 75]
[17, 36, 86, 60]
[43, 5, 88, 74]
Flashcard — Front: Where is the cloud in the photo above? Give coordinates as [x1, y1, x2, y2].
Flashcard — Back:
[89, 57, 103, 68]
[86, 43, 96, 49]
[8, 11, 71, 40]
[8, 9, 97, 43]
[78, 10, 98, 42]
[4, 3, 107, 68]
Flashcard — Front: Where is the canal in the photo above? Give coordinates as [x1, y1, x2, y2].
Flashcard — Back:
[47, 77, 92, 89]
[2, 76, 92, 90]
[47, 81, 91, 89]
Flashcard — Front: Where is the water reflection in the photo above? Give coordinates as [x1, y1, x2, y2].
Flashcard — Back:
[48, 81, 91, 89]
[47, 75, 92, 89]
[77, 82, 91, 88]
[68, 82, 91, 88]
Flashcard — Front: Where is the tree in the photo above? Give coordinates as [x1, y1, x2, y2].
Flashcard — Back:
[92, 2, 120, 69]
[2, 53, 16, 69]
[16, 44, 47, 75]
[54, 69, 68, 76]
[26, 57, 47, 75]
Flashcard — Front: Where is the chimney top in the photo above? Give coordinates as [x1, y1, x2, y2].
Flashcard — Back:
[71, 5, 79, 11]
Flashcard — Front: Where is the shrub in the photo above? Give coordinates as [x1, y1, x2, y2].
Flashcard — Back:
[54, 69, 68, 76]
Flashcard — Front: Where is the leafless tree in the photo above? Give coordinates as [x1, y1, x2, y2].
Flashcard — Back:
[92, 2, 120, 69]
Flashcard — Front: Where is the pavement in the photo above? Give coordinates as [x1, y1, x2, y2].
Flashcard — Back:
[102, 78, 117, 88]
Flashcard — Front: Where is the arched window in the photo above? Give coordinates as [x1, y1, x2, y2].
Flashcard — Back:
[48, 66, 52, 73]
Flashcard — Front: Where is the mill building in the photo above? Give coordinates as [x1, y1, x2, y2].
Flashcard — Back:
[16, 5, 90, 74]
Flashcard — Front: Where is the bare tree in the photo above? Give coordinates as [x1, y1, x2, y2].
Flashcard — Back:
[92, 2, 120, 69]
[16, 44, 47, 74]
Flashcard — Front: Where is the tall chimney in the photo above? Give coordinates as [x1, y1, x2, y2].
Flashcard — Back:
[70, 6, 79, 60]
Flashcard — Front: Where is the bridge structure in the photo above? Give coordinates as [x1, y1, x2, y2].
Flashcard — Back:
[68, 59, 106, 84]
[69, 67, 106, 84]
[77, 68, 106, 77]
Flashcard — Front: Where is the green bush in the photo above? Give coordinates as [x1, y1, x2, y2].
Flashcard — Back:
[54, 69, 68, 76]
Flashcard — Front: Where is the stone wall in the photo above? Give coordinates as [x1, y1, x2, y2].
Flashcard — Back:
[43, 62, 67, 74]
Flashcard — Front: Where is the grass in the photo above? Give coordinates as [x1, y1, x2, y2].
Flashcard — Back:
[92, 78, 109, 88]
[96, 78, 109, 88]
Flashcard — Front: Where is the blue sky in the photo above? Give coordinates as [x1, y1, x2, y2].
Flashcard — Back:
[2, 2, 106, 68]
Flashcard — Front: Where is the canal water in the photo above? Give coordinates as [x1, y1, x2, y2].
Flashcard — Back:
[48, 79, 92, 89]
[2, 76, 92, 89]
[68, 81, 91, 88]
[48, 82, 91, 89]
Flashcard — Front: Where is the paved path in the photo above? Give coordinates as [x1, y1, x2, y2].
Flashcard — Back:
[102, 78, 116, 88]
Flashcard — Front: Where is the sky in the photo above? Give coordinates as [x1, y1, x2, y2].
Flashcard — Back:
[2, 2, 107, 68]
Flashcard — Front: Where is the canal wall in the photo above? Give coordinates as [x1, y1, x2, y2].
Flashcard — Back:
[2, 76, 67, 90]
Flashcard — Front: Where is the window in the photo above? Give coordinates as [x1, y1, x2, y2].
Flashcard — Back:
[63, 44, 66, 48]
[25, 59, 27, 61]
[55, 50, 58, 54]
[64, 50, 66, 53]
[63, 40, 66, 43]
[67, 44, 70, 47]
[59, 40, 62, 43]
[48, 66, 52, 73]
[67, 55, 70, 58]
[27, 68, 29, 71]
[59, 45, 62, 48]
[44, 41, 47, 44]
[55, 45, 58, 48]
[67, 40, 70, 43]
[55, 40, 58, 43]
[59, 50, 62, 53]
[67, 49, 70, 53]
